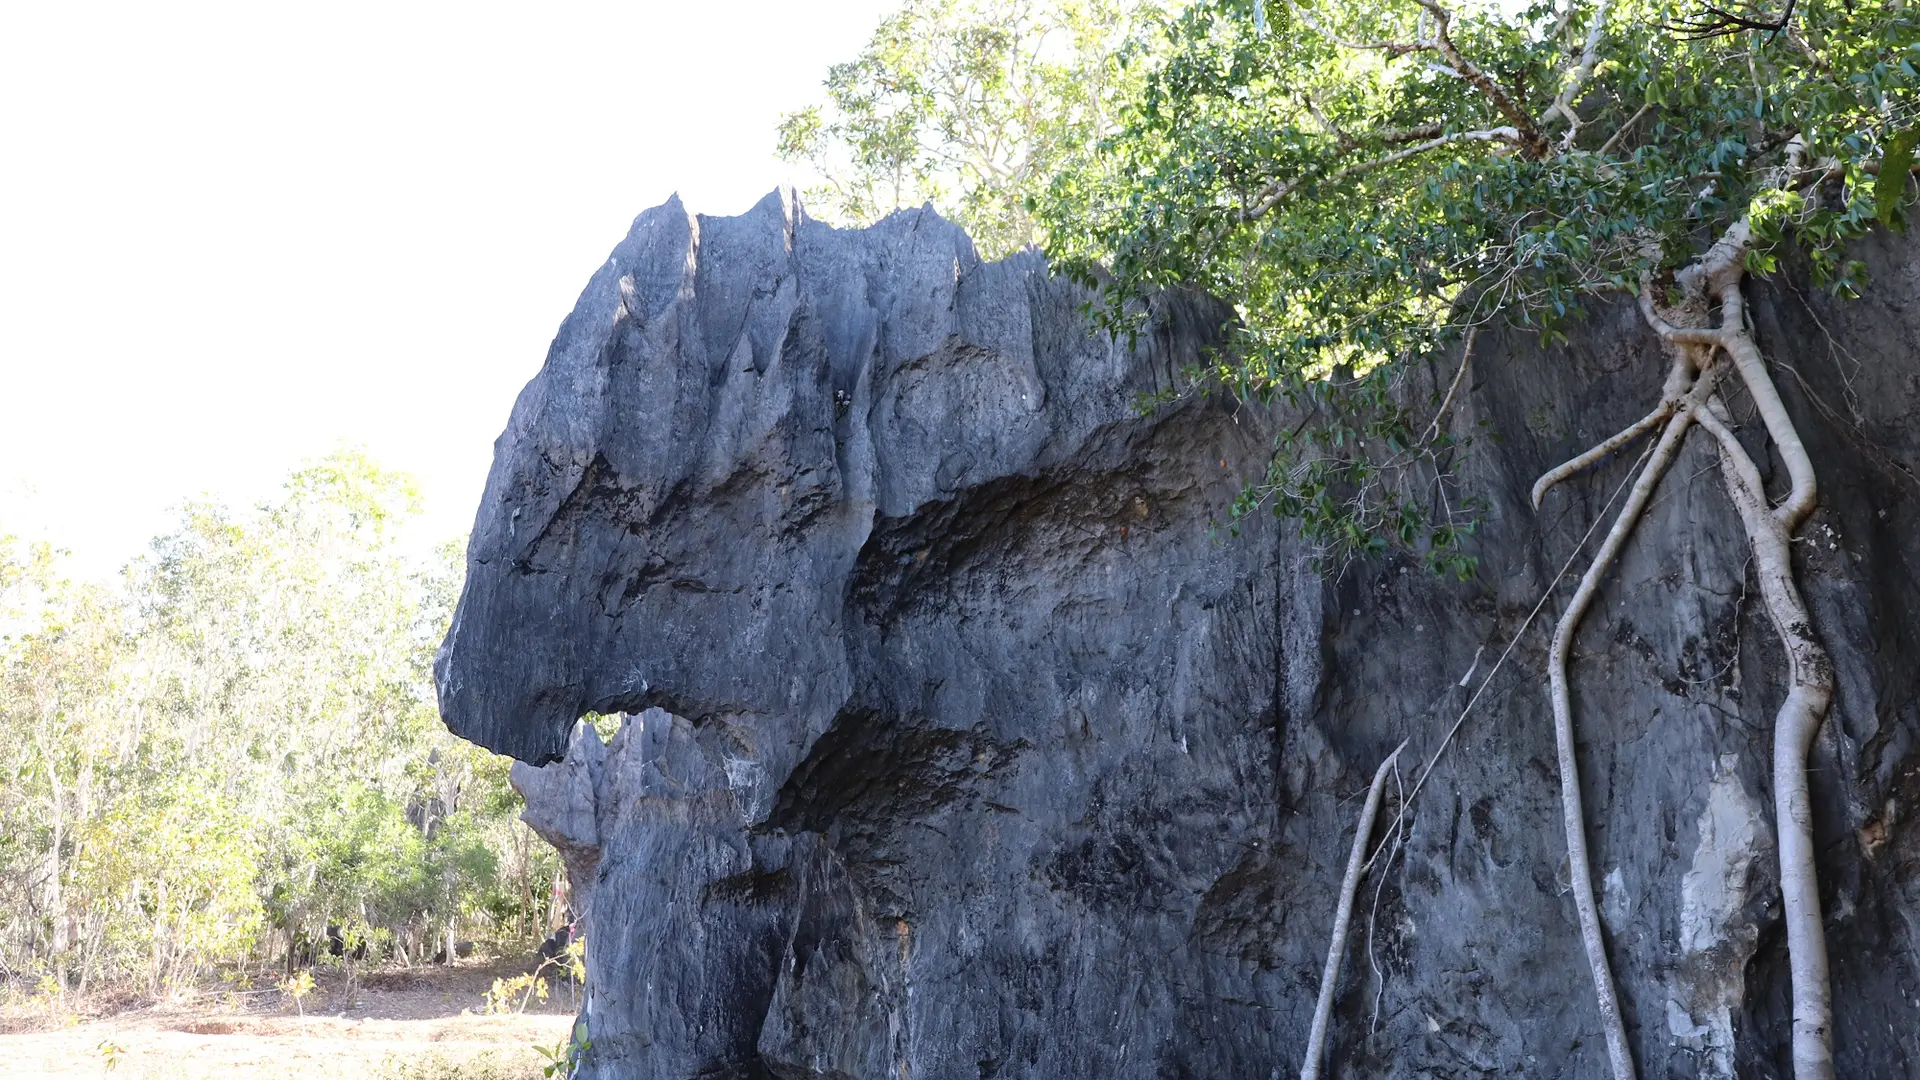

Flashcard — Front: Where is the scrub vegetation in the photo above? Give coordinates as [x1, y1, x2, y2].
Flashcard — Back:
[0, 450, 564, 1013]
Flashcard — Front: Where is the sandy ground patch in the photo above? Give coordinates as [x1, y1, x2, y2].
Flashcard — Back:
[0, 957, 579, 1079]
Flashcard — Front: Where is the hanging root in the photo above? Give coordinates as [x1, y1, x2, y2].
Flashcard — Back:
[1532, 352, 1700, 510]
[1300, 740, 1408, 1080]
[1693, 395, 1835, 1079]
[1535, 358, 1721, 1080]
[1531, 401, 1674, 509]
[1523, 210, 1834, 1079]
[1638, 223, 1835, 1080]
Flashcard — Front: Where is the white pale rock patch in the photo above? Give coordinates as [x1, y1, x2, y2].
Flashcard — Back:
[1671, 753, 1773, 1079]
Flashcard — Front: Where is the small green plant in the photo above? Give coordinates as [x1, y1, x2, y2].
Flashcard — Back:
[34, 971, 63, 1022]
[534, 1019, 592, 1079]
[556, 939, 585, 985]
[484, 938, 586, 1015]
[95, 1039, 124, 1074]
[482, 972, 548, 1015]
[278, 968, 315, 1018]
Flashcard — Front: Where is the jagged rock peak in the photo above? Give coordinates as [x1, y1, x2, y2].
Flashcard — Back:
[435, 187, 1237, 767]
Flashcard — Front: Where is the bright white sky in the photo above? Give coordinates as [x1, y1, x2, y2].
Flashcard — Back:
[0, 0, 896, 580]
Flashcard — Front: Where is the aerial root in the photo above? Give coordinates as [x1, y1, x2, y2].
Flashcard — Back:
[1692, 268, 1832, 1080]
[1693, 383, 1835, 1080]
[1542, 362, 1723, 1080]
[1531, 401, 1675, 509]
[1532, 352, 1699, 510]
[1551, 219, 1835, 1080]
[1692, 397, 1765, 505]
[1300, 739, 1408, 1080]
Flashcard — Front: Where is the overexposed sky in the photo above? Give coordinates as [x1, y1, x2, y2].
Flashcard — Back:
[0, 0, 895, 579]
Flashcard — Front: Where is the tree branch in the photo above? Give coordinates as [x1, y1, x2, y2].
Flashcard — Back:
[1248, 127, 1522, 218]
[1377, 122, 1449, 144]
[1668, 0, 1799, 41]
[1547, 0, 1611, 149]
[1288, 2, 1431, 56]
[1413, 0, 1551, 156]
[1597, 102, 1653, 157]
[1423, 326, 1477, 442]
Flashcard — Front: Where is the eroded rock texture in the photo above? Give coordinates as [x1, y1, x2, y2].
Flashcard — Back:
[440, 192, 1920, 1078]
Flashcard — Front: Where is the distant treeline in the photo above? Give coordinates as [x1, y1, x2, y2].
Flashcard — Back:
[0, 450, 556, 999]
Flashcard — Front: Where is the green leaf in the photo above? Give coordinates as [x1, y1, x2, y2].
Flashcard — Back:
[1877, 128, 1920, 229]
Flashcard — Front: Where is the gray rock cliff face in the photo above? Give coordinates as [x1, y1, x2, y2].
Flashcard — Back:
[438, 190, 1920, 1078]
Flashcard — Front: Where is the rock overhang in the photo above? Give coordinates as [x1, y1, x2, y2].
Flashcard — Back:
[433, 188, 1244, 767]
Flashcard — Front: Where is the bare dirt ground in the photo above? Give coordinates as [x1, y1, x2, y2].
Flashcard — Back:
[0, 956, 579, 1079]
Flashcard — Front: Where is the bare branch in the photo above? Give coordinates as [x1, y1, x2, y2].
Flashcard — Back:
[1668, 0, 1798, 40]
[1598, 101, 1652, 157]
[1547, 0, 1611, 149]
[1299, 94, 1354, 149]
[1412, 0, 1551, 156]
[1423, 326, 1477, 443]
[1784, 23, 1827, 70]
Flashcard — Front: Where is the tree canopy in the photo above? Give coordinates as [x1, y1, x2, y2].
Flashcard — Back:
[1040, 0, 1917, 569]
[0, 451, 560, 999]
[777, 0, 1153, 257]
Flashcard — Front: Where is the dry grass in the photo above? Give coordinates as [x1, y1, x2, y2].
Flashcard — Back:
[0, 956, 575, 1079]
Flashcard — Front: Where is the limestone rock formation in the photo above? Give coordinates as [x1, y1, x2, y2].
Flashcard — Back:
[438, 190, 1920, 1078]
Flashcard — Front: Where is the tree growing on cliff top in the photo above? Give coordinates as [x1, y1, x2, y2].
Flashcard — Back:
[1030, 1, 1919, 1078]
[776, 0, 1155, 258]
[797, 0, 1915, 1072]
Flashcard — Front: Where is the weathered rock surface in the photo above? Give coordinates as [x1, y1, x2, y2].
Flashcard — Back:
[439, 190, 1920, 1078]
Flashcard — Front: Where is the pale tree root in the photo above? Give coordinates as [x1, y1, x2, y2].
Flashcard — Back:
[1531, 404, 1669, 510]
[1540, 360, 1723, 1080]
[1694, 393, 1836, 1080]
[1648, 236, 1835, 1080]
[1535, 213, 1836, 1080]
[1300, 739, 1408, 1080]
[1532, 350, 1702, 510]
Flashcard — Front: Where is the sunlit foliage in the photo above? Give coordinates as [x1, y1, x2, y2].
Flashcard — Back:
[0, 451, 560, 998]
[778, 0, 1161, 257]
[1040, 0, 1920, 571]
